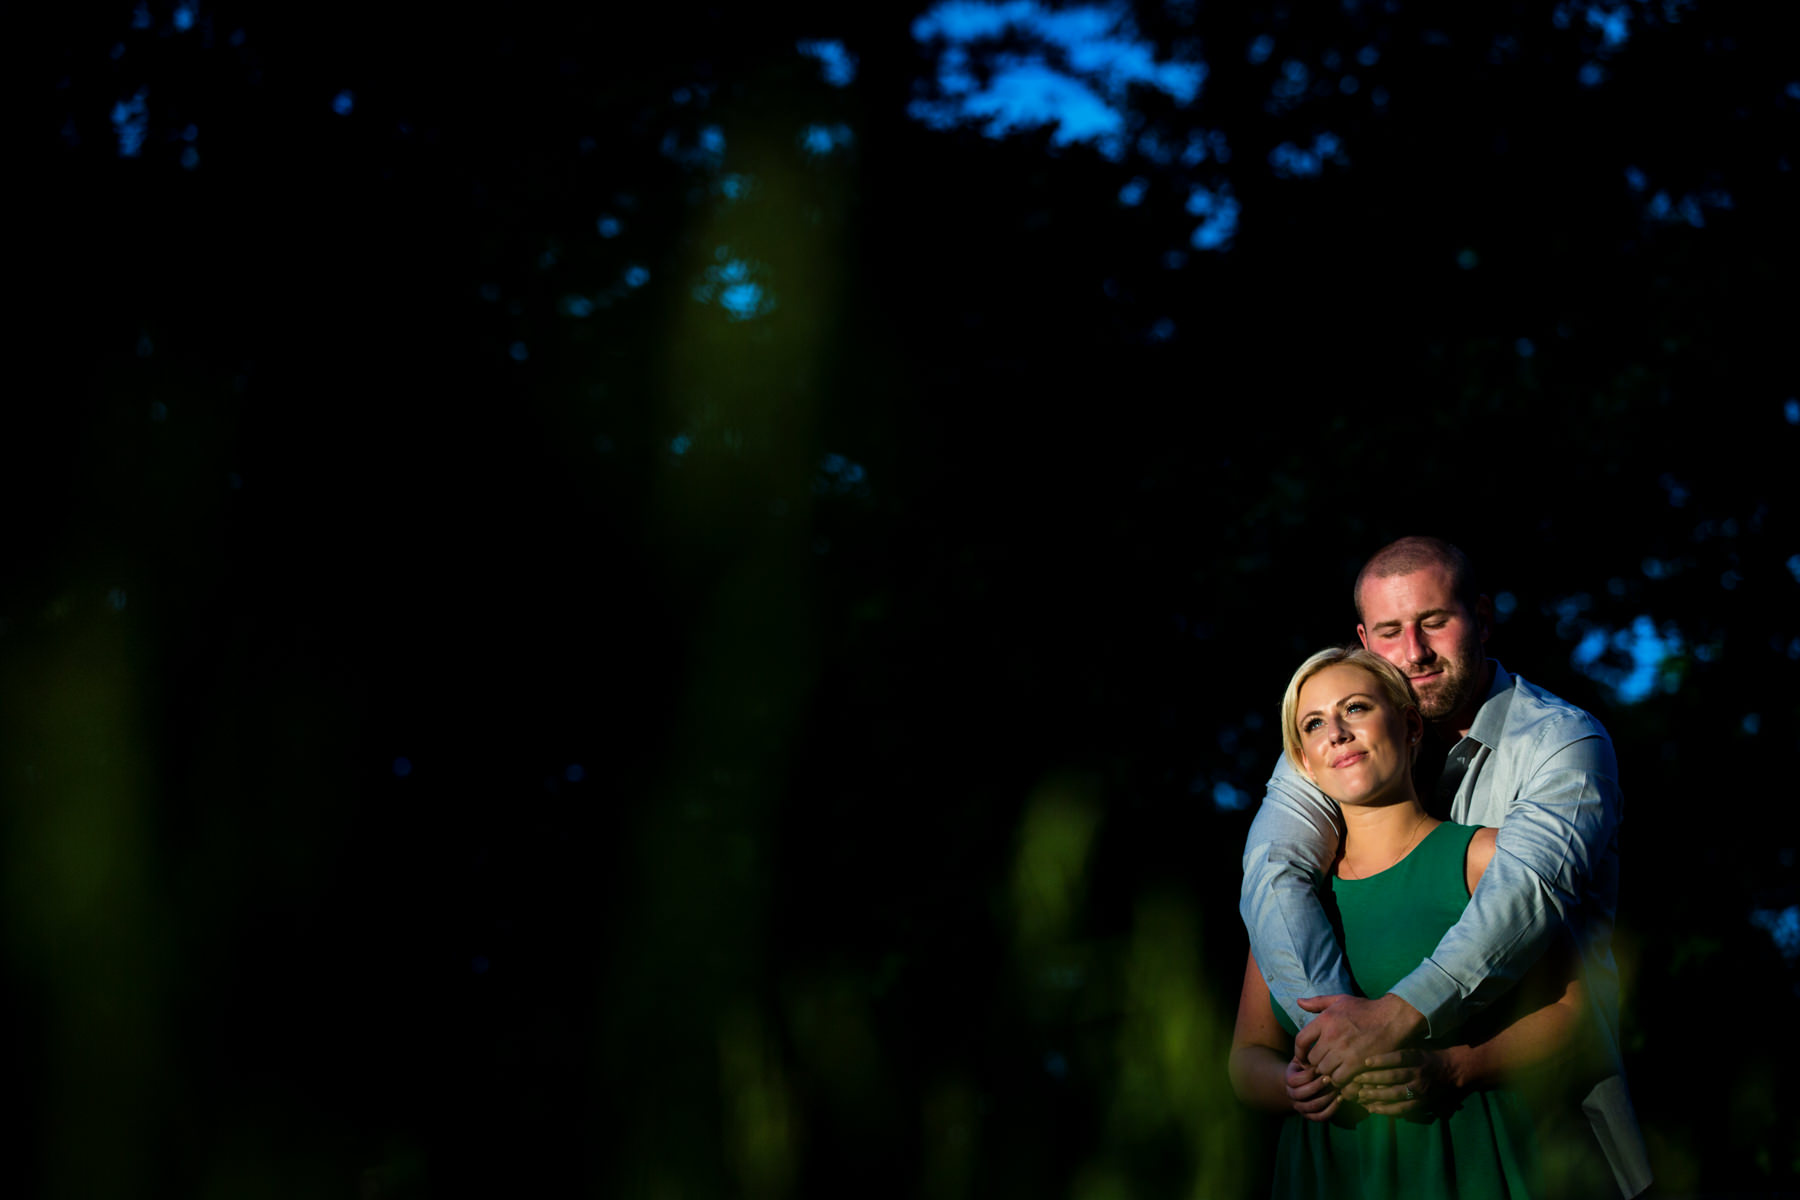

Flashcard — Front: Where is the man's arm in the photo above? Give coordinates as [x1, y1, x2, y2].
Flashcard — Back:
[1357, 971, 1589, 1115]
[1357, 838, 1592, 1113]
[1389, 733, 1621, 1038]
[1239, 754, 1355, 1030]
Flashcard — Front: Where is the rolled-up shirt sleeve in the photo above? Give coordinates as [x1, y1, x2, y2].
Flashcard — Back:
[1240, 755, 1357, 1030]
[1390, 733, 1622, 1037]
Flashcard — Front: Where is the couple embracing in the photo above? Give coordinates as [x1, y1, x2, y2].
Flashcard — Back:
[1229, 537, 1654, 1199]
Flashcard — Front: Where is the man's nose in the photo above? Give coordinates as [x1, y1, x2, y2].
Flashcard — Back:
[1403, 625, 1434, 664]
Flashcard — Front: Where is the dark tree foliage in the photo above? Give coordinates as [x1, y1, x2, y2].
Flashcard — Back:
[11, 0, 1798, 1196]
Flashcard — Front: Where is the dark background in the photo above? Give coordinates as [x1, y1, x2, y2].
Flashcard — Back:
[11, 1, 1797, 1196]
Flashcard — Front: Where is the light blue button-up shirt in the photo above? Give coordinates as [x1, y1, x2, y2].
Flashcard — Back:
[1240, 662, 1651, 1196]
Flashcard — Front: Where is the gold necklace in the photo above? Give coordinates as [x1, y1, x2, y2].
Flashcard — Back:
[1339, 811, 1430, 880]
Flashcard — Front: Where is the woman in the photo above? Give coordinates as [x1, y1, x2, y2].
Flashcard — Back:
[1230, 647, 1589, 1199]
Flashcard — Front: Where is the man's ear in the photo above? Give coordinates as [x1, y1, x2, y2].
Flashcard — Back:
[1474, 594, 1494, 645]
[1355, 622, 1370, 649]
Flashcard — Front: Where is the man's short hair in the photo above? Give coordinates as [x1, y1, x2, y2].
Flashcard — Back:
[1352, 536, 1479, 622]
[1279, 646, 1420, 770]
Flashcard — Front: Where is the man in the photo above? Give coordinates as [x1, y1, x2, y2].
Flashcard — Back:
[1240, 536, 1652, 1196]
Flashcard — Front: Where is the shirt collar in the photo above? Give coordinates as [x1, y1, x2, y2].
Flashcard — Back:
[1464, 661, 1514, 749]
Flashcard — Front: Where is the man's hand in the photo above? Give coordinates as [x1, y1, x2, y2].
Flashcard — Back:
[1293, 992, 1426, 1087]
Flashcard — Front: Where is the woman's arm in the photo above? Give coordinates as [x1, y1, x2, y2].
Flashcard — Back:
[1440, 973, 1586, 1092]
[1448, 827, 1585, 1086]
[1231, 951, 1342, 1120]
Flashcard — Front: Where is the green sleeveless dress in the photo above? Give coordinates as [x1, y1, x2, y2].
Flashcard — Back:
[1270, 822, 1542, 1199]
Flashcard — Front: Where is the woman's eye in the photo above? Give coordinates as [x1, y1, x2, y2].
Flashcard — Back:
[1347, 702, 1368, 713]
[1303, 718, 1321, 733]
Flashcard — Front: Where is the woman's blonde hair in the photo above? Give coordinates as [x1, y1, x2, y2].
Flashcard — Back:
[1280, 647, 1419, 769]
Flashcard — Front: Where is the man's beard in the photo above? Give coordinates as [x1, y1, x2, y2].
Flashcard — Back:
[1414, 652, 1481, 721]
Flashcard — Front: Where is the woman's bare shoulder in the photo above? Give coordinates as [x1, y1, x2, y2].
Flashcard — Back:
[1465, 826, 1498, 895]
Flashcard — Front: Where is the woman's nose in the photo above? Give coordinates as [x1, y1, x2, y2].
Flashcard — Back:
[1328, 720, 1352, 743]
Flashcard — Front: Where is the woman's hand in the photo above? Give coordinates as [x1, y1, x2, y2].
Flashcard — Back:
[1284, 1055, 1343, 1121]
[1352, 1048, 1460, 1116]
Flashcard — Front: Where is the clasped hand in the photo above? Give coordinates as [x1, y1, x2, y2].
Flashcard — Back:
[1282, 1055, 1351, 1122]
[1283, 1046, 1451, 1120]
[1292, 992, 1424, 1087]
[1285, 991, 1449, 1117]
[1352, 1048, 1454, 1115]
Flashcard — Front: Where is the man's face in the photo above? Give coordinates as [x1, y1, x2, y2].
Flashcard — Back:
[1355, 565, 1490, 726]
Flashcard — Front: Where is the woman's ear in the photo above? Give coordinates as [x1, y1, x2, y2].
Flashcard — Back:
[1404, 705, 1424, 748]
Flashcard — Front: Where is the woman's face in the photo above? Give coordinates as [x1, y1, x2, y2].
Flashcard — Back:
[1294, 663, 1420, 806]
